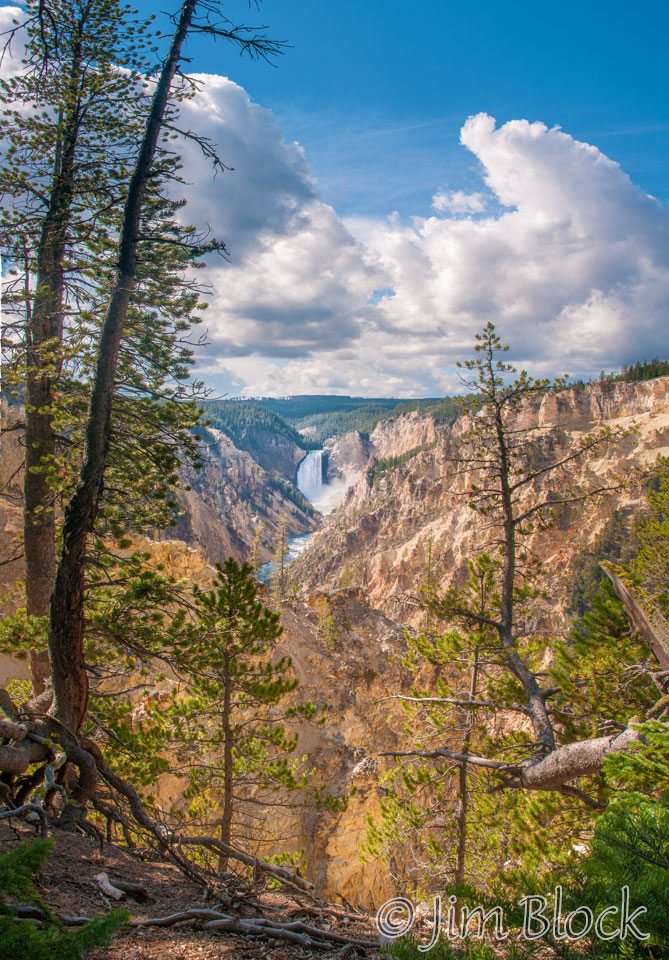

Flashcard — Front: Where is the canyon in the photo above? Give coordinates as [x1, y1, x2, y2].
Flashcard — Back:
[297, 378, 669, 629]
[1, 377, 668, 907]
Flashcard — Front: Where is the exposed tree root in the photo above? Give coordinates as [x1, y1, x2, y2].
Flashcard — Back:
[10, 905, 379, 951]
[0, 803, 48, 838]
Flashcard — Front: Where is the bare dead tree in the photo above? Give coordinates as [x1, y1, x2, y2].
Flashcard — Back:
[383, 324, 666, 801]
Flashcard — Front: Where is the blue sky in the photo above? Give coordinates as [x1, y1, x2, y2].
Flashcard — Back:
[2, 1, 668, 395]
[148, 0, 669, 219]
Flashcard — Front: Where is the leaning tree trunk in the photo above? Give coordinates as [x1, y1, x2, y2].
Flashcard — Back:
[25, 31, 86, 693]
[494, 405, 555, 755]
[218, 653, 234, 872]
[48, 0, 198, 736]
[453, 650, 479, 926]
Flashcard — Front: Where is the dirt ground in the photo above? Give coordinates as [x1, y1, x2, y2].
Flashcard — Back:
[0, 822, 382, 959]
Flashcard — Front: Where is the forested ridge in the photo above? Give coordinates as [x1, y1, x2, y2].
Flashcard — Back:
[202, 398, 318, 450]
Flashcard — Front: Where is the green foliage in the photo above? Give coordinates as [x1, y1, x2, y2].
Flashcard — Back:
[366, 443, 437, 484]
[202, 399, 317, 450]
[1, 0, 213, 538]
[363, 556, 505, 889]
[317, 596, 340, 648]
[0, 840, 127, 960]
[382, 933, 458, 958]
[270, 513, 290, 601]
[162, 559, 326, 850]
[382, 932, 527, 960]
[479, 728, 669, 958]
[267, 474, 315, 514]
[600, 358, 669, 384]
[242, 394, 458, 445]
[256, 394, 407, 420]
[369, 324, 661, 910]
[293, 398, 458, 445]
[627, 456, 669, 617]
[568, 510, 638, 616]
[203, 393, 456, 453]
[550, 579, 658, 746]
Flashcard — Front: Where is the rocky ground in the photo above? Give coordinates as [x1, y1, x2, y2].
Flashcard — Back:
[0, 821, 383, 959]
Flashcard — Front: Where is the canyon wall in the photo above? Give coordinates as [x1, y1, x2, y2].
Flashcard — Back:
[231, 423, 307, 483]
[171, 427, 318, 565]
[295, 378, 669, 628]
[0, 409, 318, 576]
[2, 379, 668, 908]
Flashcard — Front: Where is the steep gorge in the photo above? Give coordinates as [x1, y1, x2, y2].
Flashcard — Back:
[1, 379, 668, 909]
[296, 378, 669, 630]
[170, 426, 318, 566]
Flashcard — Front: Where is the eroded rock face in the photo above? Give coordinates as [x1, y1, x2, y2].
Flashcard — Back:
[232, 424, 307, 483]
[171, 427, 318, 566]
[368, 410, 438, 460]
[296, 379, 669, 629]
[326, 431, 370, 478]
[271, 592, 410, 907]
[2, 380, 668, 908]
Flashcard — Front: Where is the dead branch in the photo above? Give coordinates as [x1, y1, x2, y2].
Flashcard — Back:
[518, 725, 646, 791]
[108, 877, 149, 900]
[555, 783, 605, 811]
[85, 741, 315, 895]
[0, 803, 48, 838]
[380, 748, 514, 771]
[381, 722, 650, 802]
[93, 872, 126, 901]
[0, 877, 377, 947]
[601, 565, 669, 674]
[177, 835, 315, 893]
[375, 693, 531, 715]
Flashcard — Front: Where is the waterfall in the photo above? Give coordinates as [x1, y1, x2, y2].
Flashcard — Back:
[297, 450, 325, 501]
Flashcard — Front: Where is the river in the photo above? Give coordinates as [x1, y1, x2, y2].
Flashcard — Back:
[258, 449, 342, 583]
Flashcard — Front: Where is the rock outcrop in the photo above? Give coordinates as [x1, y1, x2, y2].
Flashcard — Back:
[325, 431, 370, 479]
[170, 427, 318, 566]
[232, 424, 307, 483]
[295, 379, 669, 628]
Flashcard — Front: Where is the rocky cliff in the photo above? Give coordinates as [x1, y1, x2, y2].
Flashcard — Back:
[294, 378, 669, 628]
[232, 424, 307, 483]
[2, 379, 668, 909]
[0, 407, 319, 574]
[171, 427, 318, 566]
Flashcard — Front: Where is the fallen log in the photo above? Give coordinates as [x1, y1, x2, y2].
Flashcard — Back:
[202, 916, 318, 947]
[94, 873, 126, 901]
[108, 877, 149, 900]
[21, 905, 377, 950]
[132, 908, 231, 927]
[245, 915, 377, 950]
[177, 835, 315, 893]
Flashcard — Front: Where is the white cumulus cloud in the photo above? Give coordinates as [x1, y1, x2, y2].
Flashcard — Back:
[344, 113, 669, 387]
[431, 190, 487, 215]
[2, 7, 666, 397]
[182, 98, 669, 393]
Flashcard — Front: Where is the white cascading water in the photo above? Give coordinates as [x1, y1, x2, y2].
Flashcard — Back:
[258, 449, 350, 582]
[297, 450, 325, 501]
